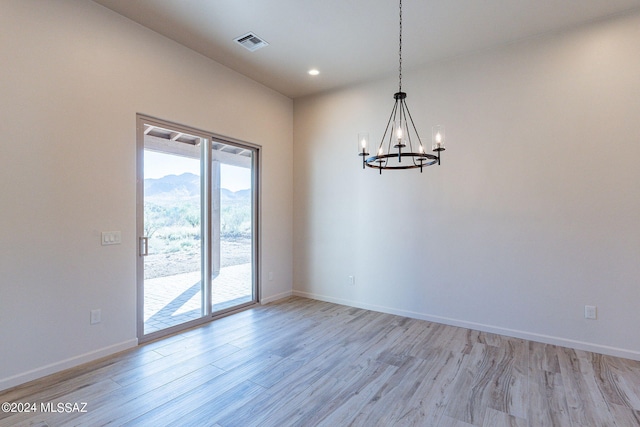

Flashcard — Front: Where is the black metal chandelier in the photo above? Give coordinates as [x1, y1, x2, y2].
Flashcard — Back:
[358, 0, 445, 174]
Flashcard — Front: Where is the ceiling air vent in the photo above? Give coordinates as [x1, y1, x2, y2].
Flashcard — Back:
[234, 32, 269, 52]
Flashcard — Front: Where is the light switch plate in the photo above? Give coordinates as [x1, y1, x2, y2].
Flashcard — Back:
[101, 231, 121, 246]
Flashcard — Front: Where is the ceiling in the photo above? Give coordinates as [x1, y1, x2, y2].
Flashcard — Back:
[92, 0, 640, 99]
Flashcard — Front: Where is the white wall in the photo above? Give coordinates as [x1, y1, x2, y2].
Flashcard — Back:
[0, 0, 293, 390]
[293, 11, 640, 359]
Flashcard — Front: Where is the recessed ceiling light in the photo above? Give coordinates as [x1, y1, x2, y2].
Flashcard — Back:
[308, 69, 320, 76]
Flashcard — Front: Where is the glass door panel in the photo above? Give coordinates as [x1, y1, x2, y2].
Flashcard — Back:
[141, 129, 205, 335]
[211, 143, 256, 313]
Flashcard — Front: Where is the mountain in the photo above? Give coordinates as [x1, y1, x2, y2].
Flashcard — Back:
[145, 172, 200, 198]
[221, 188, 251, 201]
[145, 173, 250, 201]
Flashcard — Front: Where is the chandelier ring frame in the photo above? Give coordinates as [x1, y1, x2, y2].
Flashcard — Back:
[365, 152, 439, 169]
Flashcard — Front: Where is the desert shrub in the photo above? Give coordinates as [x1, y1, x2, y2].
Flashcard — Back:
[145, 190, 251, 255]
[221, 200, 251, 239]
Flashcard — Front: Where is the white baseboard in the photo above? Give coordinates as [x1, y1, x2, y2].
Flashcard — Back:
[293, 290, 640, 362]
[260, 290, 293, 305]
[0, 338, 138, 392]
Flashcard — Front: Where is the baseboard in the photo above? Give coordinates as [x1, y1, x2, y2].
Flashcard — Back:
[293, 290, 640, 362]
[260, 290, 293, 305]
[0, 338, 138, 392]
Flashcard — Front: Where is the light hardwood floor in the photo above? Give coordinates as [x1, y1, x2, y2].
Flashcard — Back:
[2, 297, 640, 426]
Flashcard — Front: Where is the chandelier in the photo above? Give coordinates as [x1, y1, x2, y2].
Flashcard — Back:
[358, 0, 445, 174]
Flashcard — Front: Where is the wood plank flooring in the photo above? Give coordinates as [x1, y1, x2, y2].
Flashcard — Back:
[2, 296, 640, 426]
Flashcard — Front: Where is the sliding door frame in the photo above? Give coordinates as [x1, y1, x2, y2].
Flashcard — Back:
[136, 114, 260, 343]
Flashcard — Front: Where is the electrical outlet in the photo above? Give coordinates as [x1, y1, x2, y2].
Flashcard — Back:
[268, 272, 274, 281]
[348, 276, 355, 286]
[584, 305, 597, 320]
[90, 309, 101, 325]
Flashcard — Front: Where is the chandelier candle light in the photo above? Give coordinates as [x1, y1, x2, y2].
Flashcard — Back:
[358, 0, 445, 174]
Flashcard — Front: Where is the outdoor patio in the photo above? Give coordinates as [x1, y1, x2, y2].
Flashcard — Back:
[144, 262, 252, 334]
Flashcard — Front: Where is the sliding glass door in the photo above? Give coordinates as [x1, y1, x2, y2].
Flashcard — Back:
[137, 116, 258, 341]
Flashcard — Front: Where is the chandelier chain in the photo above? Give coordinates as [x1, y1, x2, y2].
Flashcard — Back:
[399, 0, 402, 92]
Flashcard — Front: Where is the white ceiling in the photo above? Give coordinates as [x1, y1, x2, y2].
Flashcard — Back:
[92, 0, 640, 99]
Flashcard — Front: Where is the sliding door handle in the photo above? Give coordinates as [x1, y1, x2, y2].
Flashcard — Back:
[139, 237, 149, 256]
